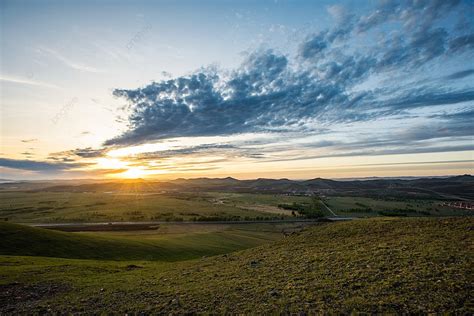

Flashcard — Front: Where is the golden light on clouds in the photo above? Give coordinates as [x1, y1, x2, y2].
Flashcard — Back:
[96, 157, 128, 169]
[93, 156, 172, 179]
[106, 142, 174, 157]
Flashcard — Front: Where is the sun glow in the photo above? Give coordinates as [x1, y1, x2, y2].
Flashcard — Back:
[96, 158, 128, 169]
[119, 167, 148, 179]
[94, 157, 148, 179]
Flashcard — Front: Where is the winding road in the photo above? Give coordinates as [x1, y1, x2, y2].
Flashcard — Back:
[320, 200, 338, 217]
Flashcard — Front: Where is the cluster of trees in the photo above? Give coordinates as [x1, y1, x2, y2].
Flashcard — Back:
[193, 215, 283, 222]
[278, 197, 325, 218]
[151, 214, 285, 222]
[378, 209, 430, 217]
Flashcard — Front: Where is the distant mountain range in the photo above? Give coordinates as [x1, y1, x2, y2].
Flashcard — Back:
[1, 175, 472, 200]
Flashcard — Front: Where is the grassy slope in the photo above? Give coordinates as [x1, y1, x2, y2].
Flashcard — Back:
[0, 223, 280, 261]
[0, 217, 472, 313]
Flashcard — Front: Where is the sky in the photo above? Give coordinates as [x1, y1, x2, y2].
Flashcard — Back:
[0, 0, 473, 180]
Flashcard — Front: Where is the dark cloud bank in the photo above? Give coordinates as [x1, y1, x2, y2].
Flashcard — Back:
[0, 158, 86, 172]
[105, 0, 474, 148]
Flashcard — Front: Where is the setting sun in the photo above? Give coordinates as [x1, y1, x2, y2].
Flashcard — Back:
[119, 167, 148, 179]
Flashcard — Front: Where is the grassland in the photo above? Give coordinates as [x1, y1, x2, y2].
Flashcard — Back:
[0, 192, 289, 223]
[0, 217, 472, 313]
[324, 196, 473, 217]
[1, 191, 467, 224]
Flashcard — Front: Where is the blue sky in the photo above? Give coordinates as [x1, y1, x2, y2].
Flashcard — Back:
[1, 0, 473, 180]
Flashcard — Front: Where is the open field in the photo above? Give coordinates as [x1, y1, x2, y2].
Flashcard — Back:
[0, 190, 469, 224]
[0, 192, 290, 223]
[0, 217, 472, 313]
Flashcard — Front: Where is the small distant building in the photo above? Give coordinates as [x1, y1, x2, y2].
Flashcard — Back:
[440, 201, 474, 210]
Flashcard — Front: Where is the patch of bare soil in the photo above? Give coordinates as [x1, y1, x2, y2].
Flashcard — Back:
[0, 282, 71, 313]
[239, 204, 293, 215]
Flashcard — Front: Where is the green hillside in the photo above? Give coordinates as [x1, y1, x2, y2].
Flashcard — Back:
[0, 222, 281, 261]
[1, 217, 472, 313]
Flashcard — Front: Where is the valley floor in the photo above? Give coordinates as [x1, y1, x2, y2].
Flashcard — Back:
[0, 217, 472, 313]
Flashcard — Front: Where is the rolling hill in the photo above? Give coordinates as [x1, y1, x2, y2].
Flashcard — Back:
[0, 222, 281, 261]
[3, 175, 471, 199]
[1, 217, 472, 313]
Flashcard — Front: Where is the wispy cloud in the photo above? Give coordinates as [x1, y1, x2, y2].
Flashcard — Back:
[50, 147, 107, 159]
[0, 75, 59, 89]
[21, 138, 39, 143]
[444, 69, 474, 80]
[39, 47, 104, 73]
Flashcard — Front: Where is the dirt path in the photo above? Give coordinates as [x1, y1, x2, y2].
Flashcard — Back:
[238, 204, 294, 216]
